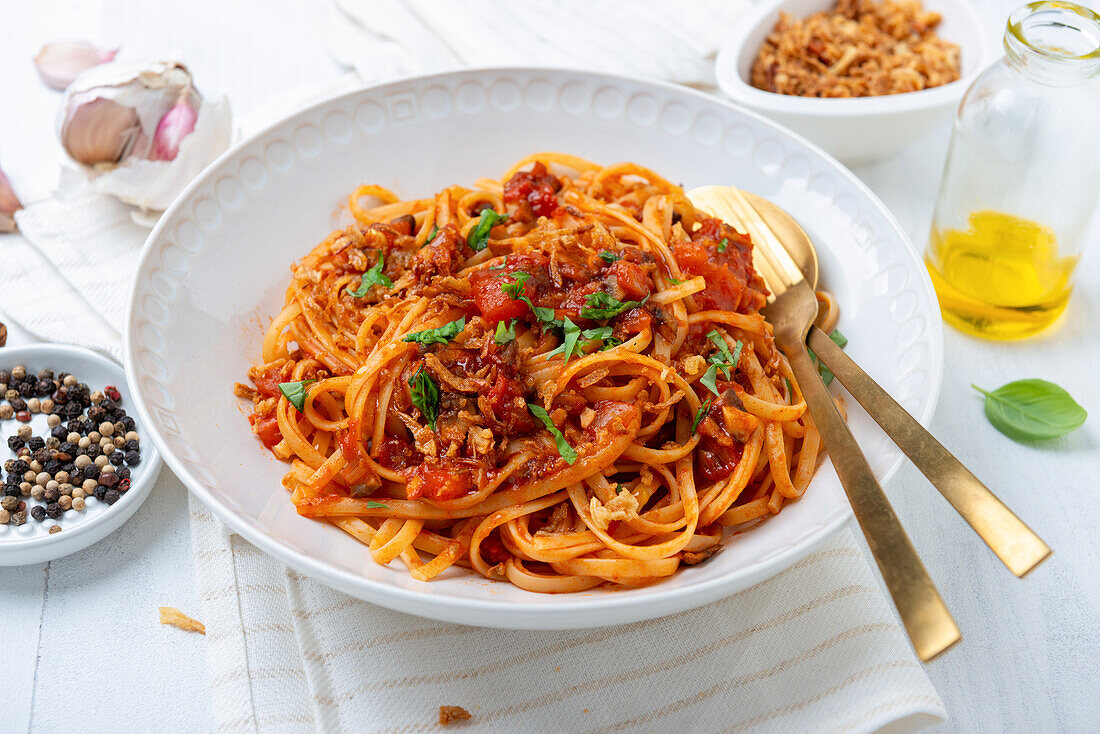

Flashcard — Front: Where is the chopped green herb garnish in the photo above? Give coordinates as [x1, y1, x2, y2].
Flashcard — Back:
[346, 251, 393, 296]
[402, 317, 466, 346]
[700, 364, 722, 397]
[600, 336, 624, 351]
[718, 237, 729, 253]
[365, 500, 388, 509]
[527, 403, 577, 464]
[501, 271, 557, 323]
[278, 379, 316, 412]
[808, 328, 848, 386]
[784, 377, 794, 402]
[422, 224, 439, 246]
[494, 318, 517, 344]
[467, 209, 508, 251]
[580, 291, 649, 321]
[544, 321, 613, 364]
[598, 251, 621, 264]
[699, 333, 743, 396]
[691, 399, 712, 434]
[667, 277, 682, 285]
[408, 366, 440, 430]
[614, 484, 626, 494]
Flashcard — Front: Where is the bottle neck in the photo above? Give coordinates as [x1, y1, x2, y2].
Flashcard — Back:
[1003, 1, 1100, 85]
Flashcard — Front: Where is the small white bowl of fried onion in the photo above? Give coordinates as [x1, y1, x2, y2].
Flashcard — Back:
[716, 0, 993, 165]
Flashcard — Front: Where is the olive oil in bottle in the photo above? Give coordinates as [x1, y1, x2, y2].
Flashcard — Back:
[926, 211, 1077, 339]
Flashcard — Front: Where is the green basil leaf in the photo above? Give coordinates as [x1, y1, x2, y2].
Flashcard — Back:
[278, 379, 316, 413]
[830, 328, 848, 349]
[422, 224, 439, 247]
[598, 251, 621, 264]
[667, 277, 682, 285]
[600, 336, 624, 351]
[582, 326, 613, 341]
[347, 251, 393, 296]
[614, 484, 626, 494]
[494, 318, 517, 344]
[467, 209, 508, 251]
[526, 403, 577, 465]
[691, 399, 712, 433]
[700, 363, 722, 397]
[718, 237, 729, 253]
[365, 501, 388, 509]
[973, 379, 1087, 442]
[545, 317, 582, 363]
[408, 366, 440, 430]
[402, 317, 466, 346]
[784, 377, 794, 401]
[580, 291, 649, 320]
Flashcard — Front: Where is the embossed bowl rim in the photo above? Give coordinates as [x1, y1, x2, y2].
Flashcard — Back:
[125, 68, 943, 628]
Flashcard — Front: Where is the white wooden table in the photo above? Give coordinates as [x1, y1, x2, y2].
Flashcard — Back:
[2, 1, 1098, 732]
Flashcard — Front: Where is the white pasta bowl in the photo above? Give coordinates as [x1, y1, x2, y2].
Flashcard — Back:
[125, 68, 943, 629]
[715, 0, 994, 165]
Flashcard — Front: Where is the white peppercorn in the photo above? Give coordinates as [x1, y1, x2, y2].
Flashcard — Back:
[101, 463, 115, 474]
[31, 485, 45, 501]
[113, 436, 125, 448]
[72, 497, 85, 511]
[102, 444, 115, 455]
[48, 525, 61, 535]
[78, 436, 91, 449]
[75, 455, 91, 469]
[27, 397, 41, 413]
[82, 479, 97, 493]
[47, 414, 61, 428]
[94, 455, 108, 468]
[59, 483, 73, 497]
[36, 472, 50, 486]
[0, 509, 9, 524]
[12, 365, 26, 380]
[58, 495, 72, 511]
[23, 470, 36, 483]
[72, 487, 85, 500]
[55, 471, 70, 485]
[29, 460, 42, 473]
[90, 390, 104, 404]
[66, 432, 81, 443]
[63, 374, 77, 387]
[40, 398, 54, 414]
[88, 431, 101, 442]
[45, 479, 59, 492]
[20, 482, 32, 497]
[99, 422, 115, 436]
[124, 431, 140, 443]
[100, 437, 112, 448]
[17, 424, 32, 440]
[0, 405, 13, 420]
[44, 437, 60, 450]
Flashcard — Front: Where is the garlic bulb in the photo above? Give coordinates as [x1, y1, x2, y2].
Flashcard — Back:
[57, 61, 231, 212]
[35, 41, 117, 90]
[0, 166, 21, 233]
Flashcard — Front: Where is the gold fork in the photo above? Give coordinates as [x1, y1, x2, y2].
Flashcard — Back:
[687, 185, 961, 662]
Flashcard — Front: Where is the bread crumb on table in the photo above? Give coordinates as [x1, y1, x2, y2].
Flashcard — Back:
[159, 606, 206, 634]
[438, 706, 472, 725]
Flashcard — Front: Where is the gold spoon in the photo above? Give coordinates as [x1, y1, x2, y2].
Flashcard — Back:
[688, 185, 961, 662]
[691, 186, 1051, 578]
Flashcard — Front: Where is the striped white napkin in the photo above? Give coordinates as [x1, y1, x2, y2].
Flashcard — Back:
[0, 5, 945, 730]
[190, 499, 943, 733]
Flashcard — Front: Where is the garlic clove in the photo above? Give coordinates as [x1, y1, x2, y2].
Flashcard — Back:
[150, 94, 198, 161]
[61, 97, 141, 166]
[0, 167, 22, 233]
[35, 41, 117, 91]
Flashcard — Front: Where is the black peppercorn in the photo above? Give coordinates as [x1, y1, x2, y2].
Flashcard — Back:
[45, 502, 61, 519]
[28, 436, 45, 452]
[38, 369, 54, 381]
[116, 466, 131, 480]
[29, 505, 46, 522]
[36, 380, 54, 396]
[18, 382, 34, 397]
[7, 436, 24, 451]
[94, 485, 107, 501]
[51, 426, 69, 441]
[12, 459, 28, 475]
[85, 444, 101, 459]
[64, 419, 82, 434]
[83, 464, 100, 480]
[104, 489, 120, 505]
[70, 471, 84, 485]
[63, 402, 82, 417]
[119, 416, 136, 431]
[53, 388, 69, 404]
[10, 397, 26, 411]
[59, 441, 78, 455]
[0, 370, 9, 384]
[43, 487, 59, 503]
[124, 451, 141, 466]
[43, 460, 61, 476]
[33, 449, 50, 464]
[4, 485, 19, 498]
[88, 405, 106, 422]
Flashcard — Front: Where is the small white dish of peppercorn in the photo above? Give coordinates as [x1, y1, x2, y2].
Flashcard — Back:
[0, 343, 162, 565]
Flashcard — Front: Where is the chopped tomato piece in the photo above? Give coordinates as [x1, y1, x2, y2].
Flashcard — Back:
[605, 259, 652, 301]
[469, 253, 549, 324]
[503, 162, 561, 218]
[404, 460, 477, 501]
[486, 377, 535, 432]
[252, 363, 293, 399]
[479, 531, 511, 564]
[249, 413, 282, 449]
[674, 216, 765, 312]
